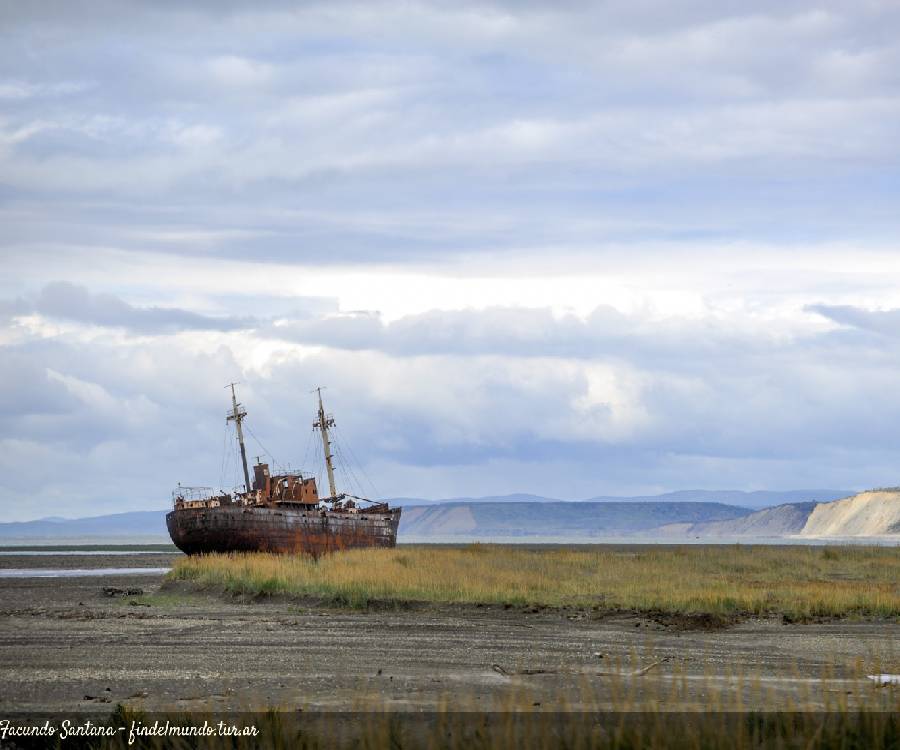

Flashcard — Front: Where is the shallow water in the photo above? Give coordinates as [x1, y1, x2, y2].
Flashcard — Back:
[0, 567, 171, 578]
[0, 550, 173, 556]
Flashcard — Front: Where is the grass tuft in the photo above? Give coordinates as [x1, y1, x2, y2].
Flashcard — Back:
[167, 544, 900, 619]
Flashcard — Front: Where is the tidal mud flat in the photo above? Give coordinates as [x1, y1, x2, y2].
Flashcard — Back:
[0, 549, 897, 716]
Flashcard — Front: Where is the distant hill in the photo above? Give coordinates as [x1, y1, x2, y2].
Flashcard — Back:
[585, 490, 850, 510]
[389, 489, 850, 510]
[654, 491, 900, 539]
[800, 490, 900, 537]
[399, 501, 752, 538]
[667, 502, 819, 538]
[386, 493, 556, 507]
[0, 511, 169, 542]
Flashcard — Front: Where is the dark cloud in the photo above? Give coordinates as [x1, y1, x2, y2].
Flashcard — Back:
[11, 282, 257, 333]
[807, 304, 900, 338]
[0, 351, 78, 419]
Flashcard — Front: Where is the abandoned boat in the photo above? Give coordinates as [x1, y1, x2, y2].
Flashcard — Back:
[166, 385, 401, 556]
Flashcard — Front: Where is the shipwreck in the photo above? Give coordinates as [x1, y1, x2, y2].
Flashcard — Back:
[166, 385, 401, 556]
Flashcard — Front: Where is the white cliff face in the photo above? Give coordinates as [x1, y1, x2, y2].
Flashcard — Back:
[800, 491, 900, 537]
[683, 502, 817, 537]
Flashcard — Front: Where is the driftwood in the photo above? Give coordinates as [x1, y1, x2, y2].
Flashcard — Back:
[491, 659, 664, 678]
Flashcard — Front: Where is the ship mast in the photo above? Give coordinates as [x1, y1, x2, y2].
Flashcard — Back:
[226, 383, 251, 493]
[313, 387, 338, 499]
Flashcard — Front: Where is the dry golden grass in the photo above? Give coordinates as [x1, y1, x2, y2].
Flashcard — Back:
[168, 544, 900, 619]
[95, 688, 900, 750]
[98, 671, 900, 750]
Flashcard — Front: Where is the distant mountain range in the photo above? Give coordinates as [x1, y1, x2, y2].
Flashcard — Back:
[3, 488, 895, 543]
[0, 511, 170, 542]
[400, 501, 750, 538]
[585, 489, 850, 510]
[389, 489, 851, 510]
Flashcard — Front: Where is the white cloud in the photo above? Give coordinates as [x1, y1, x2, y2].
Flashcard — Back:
[0, 79, 92, 99]
[205, 55, 274, 88]
[162, 123, 224, 149]
[46, 369, 161, 430]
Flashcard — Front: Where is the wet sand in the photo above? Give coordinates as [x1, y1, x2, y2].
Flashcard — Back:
[0, 550, 896, 714]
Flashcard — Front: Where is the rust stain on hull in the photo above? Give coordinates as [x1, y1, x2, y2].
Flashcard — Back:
[166, 505, 402, 557]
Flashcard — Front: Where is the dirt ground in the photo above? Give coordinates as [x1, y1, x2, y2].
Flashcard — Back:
[0, 551, 897, 715]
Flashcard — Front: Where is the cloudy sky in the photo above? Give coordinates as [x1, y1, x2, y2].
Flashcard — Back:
[2, 1, 900, 520]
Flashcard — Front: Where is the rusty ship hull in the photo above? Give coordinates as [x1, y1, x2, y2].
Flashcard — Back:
[166, 505, 402, 557]
[169, 385, 400, 557]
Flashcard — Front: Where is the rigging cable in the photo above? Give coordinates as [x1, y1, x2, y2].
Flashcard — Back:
[334, 440, 366, 502]
[219, 420, 229, 490]
[244, 424, 278, 470]
[334, 423, 380, 500]
[332, 439, 361, 498]
[300, 426, 315, 476]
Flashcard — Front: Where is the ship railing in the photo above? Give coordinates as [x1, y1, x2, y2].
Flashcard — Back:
[269, 466, 307, 479]
[172, 485, 222, 502]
